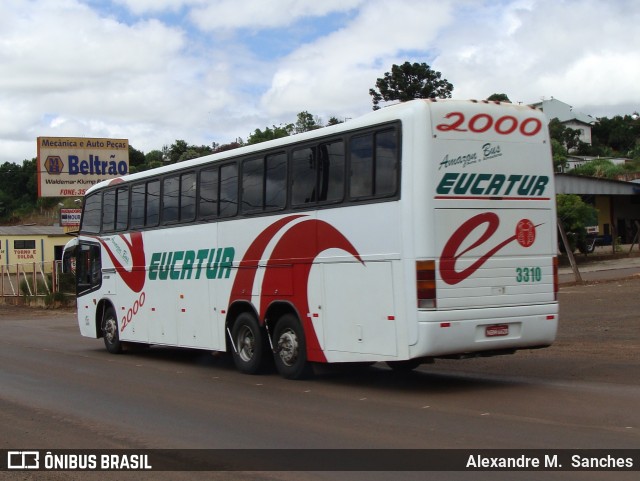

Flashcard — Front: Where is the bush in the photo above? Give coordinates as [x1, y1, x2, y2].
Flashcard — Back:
[557, 194, 598, 254]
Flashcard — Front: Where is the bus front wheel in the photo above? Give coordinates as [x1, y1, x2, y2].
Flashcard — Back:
[102, 307, 122, 354]
[272, 314, 313, 380]
[231, 312, 266, 374]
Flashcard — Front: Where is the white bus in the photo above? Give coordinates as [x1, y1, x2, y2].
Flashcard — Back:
[64, 99, 558, 379]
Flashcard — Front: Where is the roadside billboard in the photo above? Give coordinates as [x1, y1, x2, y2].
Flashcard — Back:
[37, 137, 129, 198]
[60, 208, 82, 227]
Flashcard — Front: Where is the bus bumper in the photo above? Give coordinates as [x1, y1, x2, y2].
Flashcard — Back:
[412, 303, 558, 358]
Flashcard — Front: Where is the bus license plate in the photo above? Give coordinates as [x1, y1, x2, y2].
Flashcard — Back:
[486, 324, 509, 337]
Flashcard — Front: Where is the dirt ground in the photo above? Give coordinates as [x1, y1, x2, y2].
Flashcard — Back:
[0, 279, 638, 481]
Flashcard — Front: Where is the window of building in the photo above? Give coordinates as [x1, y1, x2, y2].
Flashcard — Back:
[14, 239, 36, 249]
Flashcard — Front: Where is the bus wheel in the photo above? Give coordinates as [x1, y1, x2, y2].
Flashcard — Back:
[102, 307, 122, 354]
[273, 314, 312, 380]
[231, 312, 265, 374]
[386, 359, 421, 372]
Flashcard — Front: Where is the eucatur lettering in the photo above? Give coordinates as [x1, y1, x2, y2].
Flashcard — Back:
[148, 247, 235, 281]
[437, 173, 549, 197]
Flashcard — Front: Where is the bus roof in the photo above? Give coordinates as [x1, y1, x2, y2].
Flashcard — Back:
[86, 99, 542, 195]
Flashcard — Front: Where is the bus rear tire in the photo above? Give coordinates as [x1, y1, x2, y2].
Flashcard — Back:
[102, 307, 122, 354]
[231, 312, 266, 375]
[272, 314, 313, 380]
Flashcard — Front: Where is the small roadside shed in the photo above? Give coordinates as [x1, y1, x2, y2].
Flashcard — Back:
[555, 173, 640, 243]
[0, 225, 69, 267]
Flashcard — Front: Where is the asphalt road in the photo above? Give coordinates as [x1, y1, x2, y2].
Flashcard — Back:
[1, 279, 639, 481]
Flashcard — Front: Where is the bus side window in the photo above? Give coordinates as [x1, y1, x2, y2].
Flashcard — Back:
[349, 129, 398, 199]
[146, 180, 160, 226]
[265, 152, 286, 210]
[162, 175, 180, 223]
[349, 134, 373, 198]
[130, 184, 145, 228]
[375, 129, 398, 196]
[102, 190, 116, 232]
[181, 172, 196, 222]
[116, 186, 129, 230]
[292, 147, 316, 205]
[242, 157, 264, 213]
[319, 140, 345, 203]
[220, 163, 238, 218]
[199, 167, 219, 218]
[81, 192, 102, 234]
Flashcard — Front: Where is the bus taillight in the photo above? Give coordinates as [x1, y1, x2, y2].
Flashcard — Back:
[417, 260, 436, 309]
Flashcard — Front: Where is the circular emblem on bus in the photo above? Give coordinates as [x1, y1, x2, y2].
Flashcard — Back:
[516, 219, 536, 248]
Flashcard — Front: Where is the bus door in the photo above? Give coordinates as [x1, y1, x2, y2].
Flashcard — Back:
[76, 240, 102, 296]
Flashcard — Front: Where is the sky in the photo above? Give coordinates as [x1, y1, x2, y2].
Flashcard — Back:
[1, 0, 639, 164]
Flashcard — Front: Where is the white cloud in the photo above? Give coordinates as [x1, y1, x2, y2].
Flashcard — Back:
[0, 0, 638, 165]
[112, 0, 198, 15]
[260, 0, 454, 119]
[437, 0, 640, 109]
[0, 0, 224, 159]
[189, 0, 366, 31]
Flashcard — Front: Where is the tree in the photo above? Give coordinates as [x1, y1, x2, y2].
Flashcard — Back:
[487, 93, 511, 102]
[246, 124, 293, 145]
[163, 140, 213, 164]
[551, 139, 568, 172]
[0, 159, 40, 222]
[178, 149, 204, 162]
[166, 139, 188, 164]
[556, 194, 598, 254]
[128, 145, 145, 170]
[369, 61, 453, 110]
[592, 114, 640, 154]
[294, 111, 322, 134]
[212, 140, 243, 153]
[570, 159, 626, 179]
[125, 149, 164, 173]
[548, 118, 584, 153]
[145, 150, 164, 165]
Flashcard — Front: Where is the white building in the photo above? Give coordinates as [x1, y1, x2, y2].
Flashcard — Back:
[530, 98, 595, 145]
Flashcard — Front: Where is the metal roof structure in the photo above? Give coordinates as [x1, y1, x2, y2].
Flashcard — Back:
[555, 173, 640, 196]
[0, 225, 66, 236]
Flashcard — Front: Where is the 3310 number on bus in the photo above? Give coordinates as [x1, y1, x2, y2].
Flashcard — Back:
[516, 266, 542, 283]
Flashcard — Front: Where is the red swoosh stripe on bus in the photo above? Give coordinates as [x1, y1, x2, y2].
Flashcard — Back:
[97, 232, 146, 293]
[260, 219, 363, 362]
[228, 215, 304, 303]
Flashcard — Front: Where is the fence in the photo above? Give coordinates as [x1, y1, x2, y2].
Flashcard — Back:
[0, 260, 74, 298]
